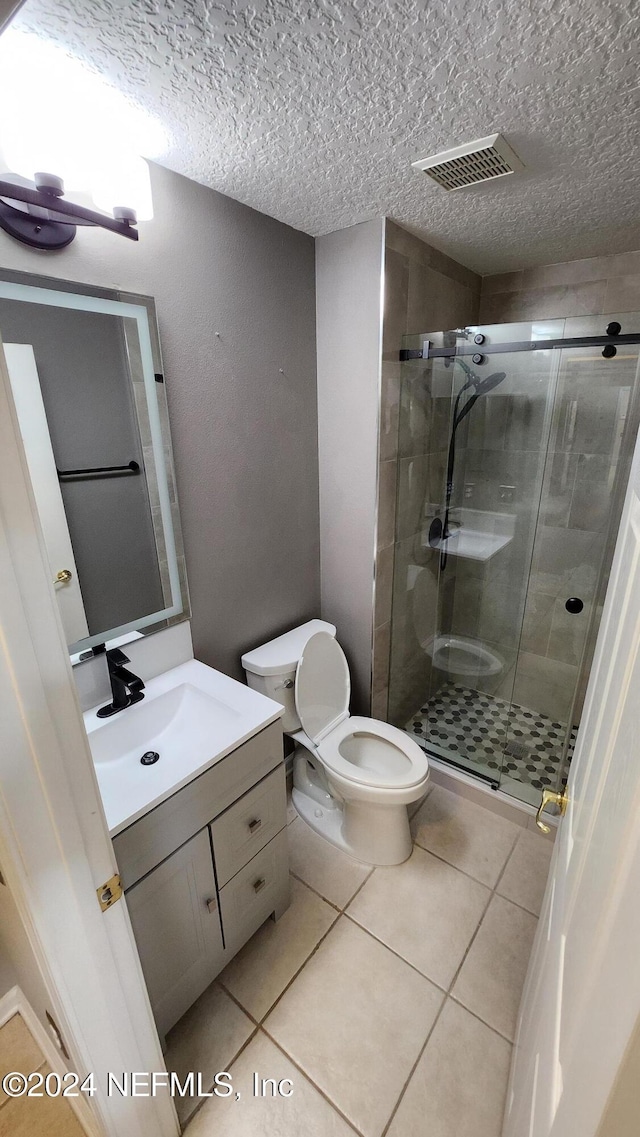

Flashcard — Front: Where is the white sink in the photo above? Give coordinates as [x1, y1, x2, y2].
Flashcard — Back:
[85, 659, 283, 836]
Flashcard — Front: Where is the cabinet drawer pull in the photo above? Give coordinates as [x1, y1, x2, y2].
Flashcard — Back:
[253, 877, 266, 894]
[248, 817, 262, 833]
[206, 897, 217, 913]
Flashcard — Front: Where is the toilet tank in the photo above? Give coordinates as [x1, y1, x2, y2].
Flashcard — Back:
[241, 620, 336, 732]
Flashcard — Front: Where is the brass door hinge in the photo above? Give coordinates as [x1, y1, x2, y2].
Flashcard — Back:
[97, 873, 122, 911]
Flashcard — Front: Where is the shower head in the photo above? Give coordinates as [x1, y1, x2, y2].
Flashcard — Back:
[456, 357, 506, 394]
[452, 368, 507, 430]
[477, 371, 506, 394]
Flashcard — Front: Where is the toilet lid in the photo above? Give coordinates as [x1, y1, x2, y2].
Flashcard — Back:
[295, 631, 350, 744]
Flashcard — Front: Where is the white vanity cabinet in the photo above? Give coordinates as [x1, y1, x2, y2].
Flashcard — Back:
[114, 721, 289, 1037]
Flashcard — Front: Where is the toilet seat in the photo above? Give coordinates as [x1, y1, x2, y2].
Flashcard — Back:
[318, 715, 429, 790]
[295, 632, 429, 790]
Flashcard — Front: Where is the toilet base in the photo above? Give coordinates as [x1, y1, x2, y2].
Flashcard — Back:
[292, 784, 414, 867]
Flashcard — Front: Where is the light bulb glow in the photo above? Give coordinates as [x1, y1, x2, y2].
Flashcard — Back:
[0, 28, 168, 220]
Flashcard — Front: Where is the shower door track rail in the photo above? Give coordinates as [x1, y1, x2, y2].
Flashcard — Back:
[419, 741, 500, 790]
[400, 331, 640, 361]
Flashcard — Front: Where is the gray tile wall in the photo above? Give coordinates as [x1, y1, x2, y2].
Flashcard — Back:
[480, 250, 640, 323]
[376, 222, 480, 723]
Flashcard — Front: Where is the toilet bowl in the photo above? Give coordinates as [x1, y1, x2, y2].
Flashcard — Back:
[242, 622, 429, 865]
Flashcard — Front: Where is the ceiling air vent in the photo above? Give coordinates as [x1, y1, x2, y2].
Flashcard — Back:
[412, 133, 524, 191]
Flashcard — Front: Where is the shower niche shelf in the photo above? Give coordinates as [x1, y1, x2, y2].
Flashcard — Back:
[422, 508, 516, 562]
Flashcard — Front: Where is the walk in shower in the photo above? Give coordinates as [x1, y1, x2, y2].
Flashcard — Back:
[387, 315, 640, 806]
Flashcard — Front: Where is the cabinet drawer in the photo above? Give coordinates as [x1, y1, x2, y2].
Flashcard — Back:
[211, 766, 286, 887]
[114, 720, 283, 890]
[219, 830, 289, 955]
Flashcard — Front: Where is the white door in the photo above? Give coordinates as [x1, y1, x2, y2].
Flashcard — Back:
[4, 342, 89, 644]
[0, 334, 178, 1137]
[505, 410, 640, 1135]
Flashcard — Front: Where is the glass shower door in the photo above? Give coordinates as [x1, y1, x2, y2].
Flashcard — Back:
[389, 315, 640, 805]
[389, 322, 564, 785]
[499, 314, 640, 805]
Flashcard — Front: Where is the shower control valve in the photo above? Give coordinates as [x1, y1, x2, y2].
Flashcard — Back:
[471, 353, 485, 364]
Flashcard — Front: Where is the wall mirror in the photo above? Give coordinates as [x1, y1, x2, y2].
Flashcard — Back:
[0, 269, 189, 660]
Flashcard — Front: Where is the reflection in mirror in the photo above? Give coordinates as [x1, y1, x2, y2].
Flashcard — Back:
[0, 273, 189, 657]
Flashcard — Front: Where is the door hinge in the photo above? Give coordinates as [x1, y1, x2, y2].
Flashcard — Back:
[97, 873, 122, 911]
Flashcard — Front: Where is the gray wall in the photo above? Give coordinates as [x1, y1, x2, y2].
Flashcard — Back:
[316, 220, 385, 713]
[0, 161, 320, 680]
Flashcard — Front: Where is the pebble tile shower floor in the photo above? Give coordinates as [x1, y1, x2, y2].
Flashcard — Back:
[175, 785, 554, 1137]
[407, 682, 576, 789]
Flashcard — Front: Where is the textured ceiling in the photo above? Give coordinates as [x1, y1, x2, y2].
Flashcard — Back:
[10, 0, 640, 272]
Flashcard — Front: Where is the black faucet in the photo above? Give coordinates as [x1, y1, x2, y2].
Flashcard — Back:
[96, 648, 145, 719]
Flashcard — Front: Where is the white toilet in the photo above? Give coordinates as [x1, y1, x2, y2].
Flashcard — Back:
[242, 620, 430, 865]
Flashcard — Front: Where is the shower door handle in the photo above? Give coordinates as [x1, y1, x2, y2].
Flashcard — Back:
[536, 789, 569, 833]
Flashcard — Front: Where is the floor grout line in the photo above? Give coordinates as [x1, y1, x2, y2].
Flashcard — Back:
[492, 828, 523, 895]
[341, 911, 448, 995]
[445, 883, 496, 996]
[447, 993, 515, 1046]
[379, 994, 448, 1137]
[253, 911, 341, 1026]
[174, 1020, 261, 1129]
[288, 869, 344, 913]
[288, 864, 375, 913]
[410, 833, 504, 891]
[214, 980, 261, 1027]
[411, 829, 542, 919]
[260, 1027, 365, 1136]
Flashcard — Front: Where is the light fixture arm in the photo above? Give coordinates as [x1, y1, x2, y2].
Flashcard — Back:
[0, 174, 139, 249]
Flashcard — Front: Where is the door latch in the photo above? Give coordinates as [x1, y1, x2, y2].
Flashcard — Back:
[536, 789, 569, 833]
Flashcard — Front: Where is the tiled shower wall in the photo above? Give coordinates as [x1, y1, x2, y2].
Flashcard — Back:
[479, 250, 640, 323]
[372, 222, 481, 717]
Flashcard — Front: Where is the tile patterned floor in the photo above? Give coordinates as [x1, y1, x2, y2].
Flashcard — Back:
[174, 784, 553, 1137]
[407, 682, 577, 790]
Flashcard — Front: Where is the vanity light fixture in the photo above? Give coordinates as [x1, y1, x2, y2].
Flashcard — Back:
[0, 27, 166, 245]
[0, 172, 138, 250]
